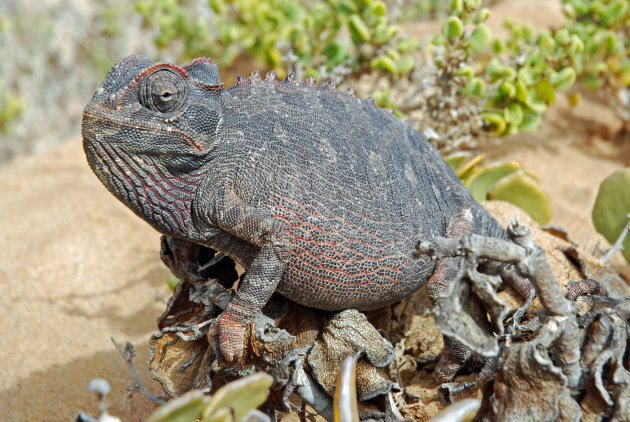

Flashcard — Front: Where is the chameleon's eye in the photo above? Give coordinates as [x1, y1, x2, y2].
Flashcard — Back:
[140, 68, 187, 113]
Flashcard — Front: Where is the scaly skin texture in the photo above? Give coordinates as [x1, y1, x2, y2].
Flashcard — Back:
[82, 55, 521, 363]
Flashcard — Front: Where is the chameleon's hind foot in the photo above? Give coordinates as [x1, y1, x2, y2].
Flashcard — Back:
[208, 309, 248, 362]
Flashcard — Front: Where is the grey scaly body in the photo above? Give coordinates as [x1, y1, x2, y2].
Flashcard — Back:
[82, 55, 520, 363]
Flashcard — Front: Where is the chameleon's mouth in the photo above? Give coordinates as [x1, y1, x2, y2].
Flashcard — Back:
[82, 102, 203, 150]
[81, 103, 160, 227]
[81, 103, 204, 237]
[83, 117, 139, 211]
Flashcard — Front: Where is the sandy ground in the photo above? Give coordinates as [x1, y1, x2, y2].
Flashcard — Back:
[1, 1, 628, 420]
[0, 140, 168, 421]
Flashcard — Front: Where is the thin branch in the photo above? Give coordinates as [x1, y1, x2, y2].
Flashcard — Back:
[111, 337, 166, 405]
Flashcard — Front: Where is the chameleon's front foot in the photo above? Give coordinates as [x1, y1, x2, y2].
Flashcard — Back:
[208, 308, 249, 362]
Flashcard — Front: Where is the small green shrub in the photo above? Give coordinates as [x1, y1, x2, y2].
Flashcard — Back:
[561, 0, 630, 119]
[562, 0, 630, 90]
[135, 0, 416, 81]
[421, 0, 582, 150]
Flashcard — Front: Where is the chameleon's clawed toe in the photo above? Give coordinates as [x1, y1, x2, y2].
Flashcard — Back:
[208, 310, 248, 363]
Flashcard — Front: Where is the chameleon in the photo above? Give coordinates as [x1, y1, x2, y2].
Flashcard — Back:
[82, 55, 530, 365]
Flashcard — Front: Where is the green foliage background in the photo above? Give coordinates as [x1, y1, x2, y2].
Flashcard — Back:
[2, 0, 628, 165]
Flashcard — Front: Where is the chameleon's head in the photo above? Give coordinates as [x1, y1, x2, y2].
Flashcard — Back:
[82, 55, 223, 236]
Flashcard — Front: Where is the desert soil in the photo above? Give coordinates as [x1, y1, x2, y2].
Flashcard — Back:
[1, 1, 628, 420]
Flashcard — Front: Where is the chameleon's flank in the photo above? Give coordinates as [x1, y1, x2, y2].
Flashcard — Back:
[82, 55, 527, 364]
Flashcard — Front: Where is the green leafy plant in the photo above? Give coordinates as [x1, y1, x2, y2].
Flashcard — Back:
[146, 373, 273, 422]
[479, 20, 578, 136]
[419, 0, 581, 151]
[592, 169, 630, 264]
[135, 0, 417, 81]
[447, 153, 552, 225]
[561, 0, 630, 119]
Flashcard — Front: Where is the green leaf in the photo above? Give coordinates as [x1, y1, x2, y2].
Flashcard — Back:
[482, 112, 506, 136]
[584, 73, 604, 90]
[525, 80, 555, 113]
[445, 152, 474, 171]
[147, 391, 207, 422]
[374, 23, 398, 44]
[366, 0, 387, 16]
[442, 16, 463, 40]
[465, 0, 482, 10]
[209, 0, 226, 13]
[455, 153, 485, 181]
[621, 60, 630, 85]
[517, 67, 535, 85]
[549, 67, 576, 91]
[514, 79, 528, 103]
[522, 24, 534, 42]
[469, 24, 491, 52]
[591, 61, 609, 74]
[396, 55, 415, 74]
[563, 3, 576, 18]
[465, 161, 521, 202]
[555, 28, 570, 45]
[518, 111, 542, 132]
[487, 58, 504, 79]
[450, 0, 463, 13]
[488, 171, 552, 224]
[474, 8, 490, 24]
[323, 41, 349, 65]
[504, 123, 519, 136]
[372, 89, 393, 107]
[603, 0, 628, 26]
[166, 275, 180, 291]
[463, 77, 484, 96]
[348, 14, 370, 43]
[592, 169, 630, 263]
[536, 34, 555, 51]
[201, 373, 273, 422]
[499, 81, 516, 98]
[568, 34, 584, 56]
[504, 102, 523, 125]
[491, 39, 505, 54]
[525, 94, 547, 114]
[371, 56, 397, 74]
[455, 64, 474, 79]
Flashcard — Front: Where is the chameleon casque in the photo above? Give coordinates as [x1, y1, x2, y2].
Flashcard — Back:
[82, 55, 528, 364]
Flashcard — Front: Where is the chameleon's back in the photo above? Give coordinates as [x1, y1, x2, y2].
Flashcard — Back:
[214, 76, 494, 310]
